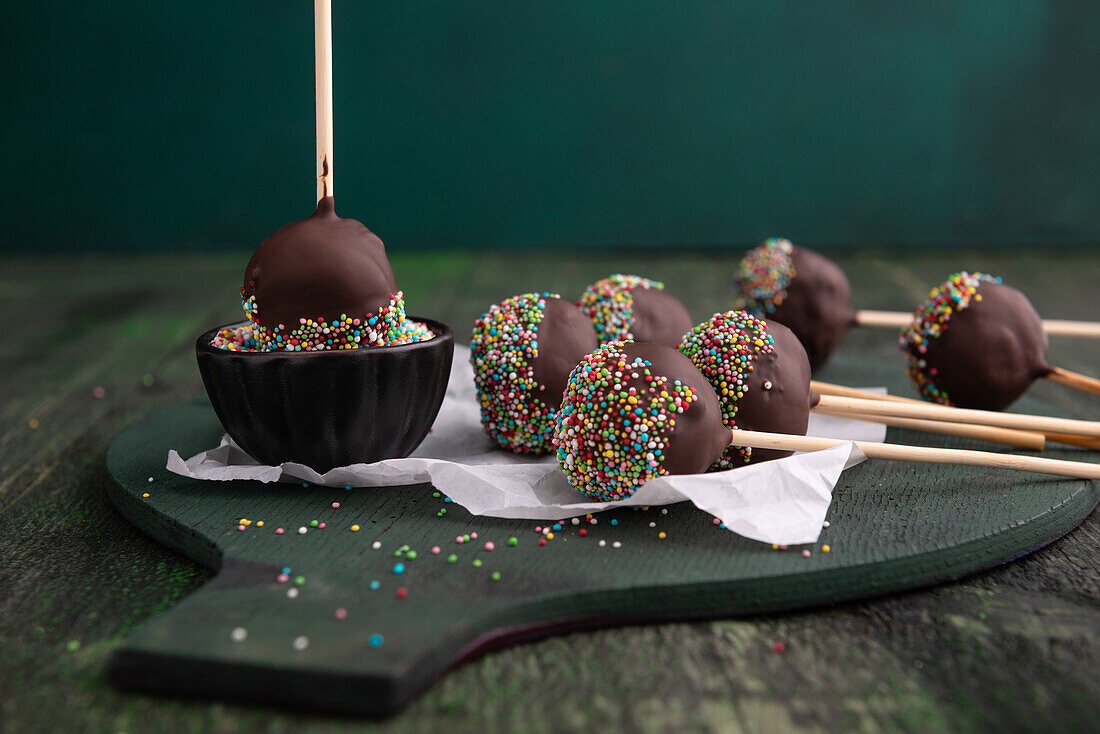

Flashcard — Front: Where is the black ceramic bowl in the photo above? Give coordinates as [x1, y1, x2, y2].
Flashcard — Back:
[196, 318, 454, 472]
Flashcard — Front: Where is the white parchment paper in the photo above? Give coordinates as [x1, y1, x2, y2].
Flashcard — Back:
[168, 345, 884, 544]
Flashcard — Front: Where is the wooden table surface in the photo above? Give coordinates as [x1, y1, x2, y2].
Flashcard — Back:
[2, 249, 1098, 733]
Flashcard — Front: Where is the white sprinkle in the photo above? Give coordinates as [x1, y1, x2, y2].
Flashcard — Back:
[661, 509, 668, 515]
[292, 635, 309, 651]
[287, 588, 299, 599]
[372, 541, 382, 550]
[298, 527, 308, 535]
[571, 518, 580, 526]
[823, 520, 831, 528]
[230, 627, 247, 642]
[612, 541, 622, 549]
[147, 477, 154, 483]
[589, 518, 598, 525]
[598, 540, 607, 547]
[648, 522, 656, 528]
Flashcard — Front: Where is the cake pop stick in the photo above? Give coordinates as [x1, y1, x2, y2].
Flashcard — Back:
[726, 430, 1100, 481]
[901, 272, 1100, 409]
[852, 310, 1100, 337]
[809, 408, 1045, 450]
[555, 341, 1100, 502]
[811, 380, 1100, 450]
[315, 0, 333, 200]
[732, 240, 1100, 370]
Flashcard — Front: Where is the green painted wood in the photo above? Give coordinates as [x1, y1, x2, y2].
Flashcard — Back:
[6, 3, 1100, 252]
[105, 374, 1098, 715]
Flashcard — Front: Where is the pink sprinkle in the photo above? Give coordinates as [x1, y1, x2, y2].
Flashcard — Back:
[431, 546, 441, 555]
[277, 573, 289, 583]
[332, 502, 340, 509]
[93, 386, 106, 399]
[471, 532, 478, 539]
[456, 536, 465, 544]
[802, 549, 811, 558]
[318, 522, 326, 529]
[535, 526, 542, 532]
[484, 542, 495, 551]
[712, 518, 721, 525]
[334, 607, 348, 620]
[779, 544, 788, 550]
[276, 527, 285, 535]
[237, 525, 246, 531]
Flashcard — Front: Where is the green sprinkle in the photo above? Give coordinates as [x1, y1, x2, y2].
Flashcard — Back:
[473, 559, 483, 568]
[66, 640, 81, 652]
[310, 520, 319, 528]
[508, 537, 518, 547]
[142, 373, 155, 387]
[432, 492, 441, 498]
[294, 575, 305, 586]
[447, 554, 458, 564]
[406, 550, 418, 560]
[491, 571, 502, 581]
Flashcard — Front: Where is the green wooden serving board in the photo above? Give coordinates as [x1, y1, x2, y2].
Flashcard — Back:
[104, 358, 1098, 717]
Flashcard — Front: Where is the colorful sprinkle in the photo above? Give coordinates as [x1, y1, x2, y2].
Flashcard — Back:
[732, 238, 796, 315]
[578, 274, 666, 343]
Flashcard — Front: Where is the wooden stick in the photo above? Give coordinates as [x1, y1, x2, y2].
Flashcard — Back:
[812, 381, 1100, 450]
[812, 406, 1045, 450]
[853, 310, 1100, 338]
[815, 394, 1100, 438]
[1045, 366, 1100, 398]
[315, 0, 334, 201]
[729, 429, 1100, 480]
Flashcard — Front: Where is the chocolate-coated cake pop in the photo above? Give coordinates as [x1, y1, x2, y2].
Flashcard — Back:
[578, 274, 694, 348]
[900, 272, 1049, 411]
[732, 238, 853, 371]
[471, 293, 599, 454]
[240, 197, 414, 351]
[680, 312, 812, 467]
[553, 341, 729, 501]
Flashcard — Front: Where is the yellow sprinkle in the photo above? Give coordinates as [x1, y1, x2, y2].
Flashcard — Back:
[256, 521, 264, 527]
[658, 532, 667, 539]
[28, 419, 39, 430]
[822, 544, 831, 553]
[351, 524, 360, 532]
[771, 543, 779, 550]
[547, 532, 554, 540]
[142, 493, 150, 498]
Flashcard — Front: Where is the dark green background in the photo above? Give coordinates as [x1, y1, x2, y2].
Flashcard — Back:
[4, 1, 1099, 252]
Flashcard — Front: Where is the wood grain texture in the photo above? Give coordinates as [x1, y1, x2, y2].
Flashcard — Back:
[2, 250, 1098, 732]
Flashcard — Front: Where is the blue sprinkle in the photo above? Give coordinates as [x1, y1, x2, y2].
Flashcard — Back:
[282, 567, 291, 574]
[369, 580, 380, 590]
[369, 634, 384, 648]
[444, 497, 452, 503]
[345, 484, 353, 491]
[393, 563, 405, 575]
[610, 519, 618, 526]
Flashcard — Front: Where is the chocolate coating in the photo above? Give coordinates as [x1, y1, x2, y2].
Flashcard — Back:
[628, 287, 695, 348]
[908, 281, 1049, 411]
[243, 197, 397, 329]
[767, 247, 853, 371]
[621, 343, 729, 477]
[726, 320, 812, 464]
[528, 297, 600, 408]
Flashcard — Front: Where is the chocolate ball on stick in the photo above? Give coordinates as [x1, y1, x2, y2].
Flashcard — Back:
[900, 272, 1053, 411]
[553, 341, 729, 501]
[679, 312, 812, 467]
[237, 198, 428, 351]
[578, 274, 694, 348]
[471, 294, 598, 454]
[732, 238, 853, 371]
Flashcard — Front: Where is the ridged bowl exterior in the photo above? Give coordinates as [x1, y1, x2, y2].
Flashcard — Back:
[195, 318, 454, 472]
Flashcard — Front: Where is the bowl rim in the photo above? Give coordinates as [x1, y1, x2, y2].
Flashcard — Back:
[196, 316, 454, 358]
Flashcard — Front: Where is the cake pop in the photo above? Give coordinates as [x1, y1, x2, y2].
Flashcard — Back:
[679, 312, 812, 467]
[900, 272, 1054, 411]
[553, 341, 729, 500]
[471, 294, 598, 453]
[578, 274, 694, 348]
[732, 238, 853, 370]
[233, 198, 434, 351]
